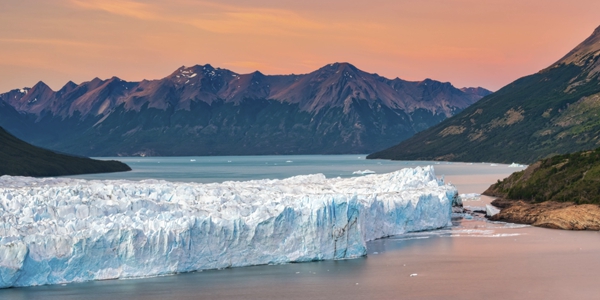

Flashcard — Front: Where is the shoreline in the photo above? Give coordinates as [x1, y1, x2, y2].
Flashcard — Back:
[487, 198, 600, 230]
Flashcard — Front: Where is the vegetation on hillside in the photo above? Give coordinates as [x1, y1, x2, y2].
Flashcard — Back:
[484, 147, 600, 204]
[368, 62, 600, 164]
[0, 127, 130, 177]
[4, 99, 452, 157]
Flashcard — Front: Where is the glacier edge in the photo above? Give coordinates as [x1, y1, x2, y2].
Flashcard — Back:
[0, 166, 456, 288]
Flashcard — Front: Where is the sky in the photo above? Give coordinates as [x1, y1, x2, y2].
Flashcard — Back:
[0, 0, 599, 93]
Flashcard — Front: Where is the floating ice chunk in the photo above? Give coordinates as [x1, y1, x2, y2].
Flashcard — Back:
[508, 163, 527, 168]
[459, 193, 481, 201]
[464, 205, 485, 212]
[486, 204, 500, 217]
[352, 170, 376, 175]
[286, 160, 293, 163]
[410, 273, 418, 277]
[0, 166, 456, 288]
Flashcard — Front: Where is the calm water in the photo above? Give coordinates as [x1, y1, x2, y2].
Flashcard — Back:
[3, 156, 600, 299]
[66, 155, 511, 184]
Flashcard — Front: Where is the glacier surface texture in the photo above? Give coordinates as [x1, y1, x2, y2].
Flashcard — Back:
[0, 166, 456, 288]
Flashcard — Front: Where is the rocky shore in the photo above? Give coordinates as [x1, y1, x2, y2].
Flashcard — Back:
[481, 147, 600, 230]
[487, 199, 600, 230]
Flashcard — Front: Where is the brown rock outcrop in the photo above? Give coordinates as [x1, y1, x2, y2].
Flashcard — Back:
[489, 199, 600, 230]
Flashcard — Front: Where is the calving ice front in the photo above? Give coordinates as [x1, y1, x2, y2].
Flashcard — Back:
[0, 166, 457, 288]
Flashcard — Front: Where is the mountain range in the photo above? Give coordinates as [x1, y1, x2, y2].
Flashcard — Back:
[369, 25, 600, 164]
[0, 63, 489, 156]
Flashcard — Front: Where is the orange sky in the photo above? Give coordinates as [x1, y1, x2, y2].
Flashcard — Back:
[1, 0, 599, 92]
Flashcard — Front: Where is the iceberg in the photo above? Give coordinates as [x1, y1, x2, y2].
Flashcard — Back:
[459, 193, 481, 201]
[508, 163, 527, 168]
[352, 170, 376, 175]
[0, 166, 457, 288]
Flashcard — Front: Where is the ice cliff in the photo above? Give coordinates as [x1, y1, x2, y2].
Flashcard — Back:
[0, 166, 457, 288]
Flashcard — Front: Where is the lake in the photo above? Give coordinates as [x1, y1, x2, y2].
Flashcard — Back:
[65, 155, 506, 184]
[2, 156, 599, 299]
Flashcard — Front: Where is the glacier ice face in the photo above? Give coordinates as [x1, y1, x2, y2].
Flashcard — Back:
[0, 166, 457, 288]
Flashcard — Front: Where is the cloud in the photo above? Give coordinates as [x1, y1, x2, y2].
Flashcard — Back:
[70, 0, 336, 37]
[70, 0, 159, 20]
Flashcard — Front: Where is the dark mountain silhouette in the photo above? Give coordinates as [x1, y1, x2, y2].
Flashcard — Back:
[0, 127, 130, 177]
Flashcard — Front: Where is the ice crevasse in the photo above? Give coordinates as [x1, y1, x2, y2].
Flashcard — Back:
[0, 166, 457, 288]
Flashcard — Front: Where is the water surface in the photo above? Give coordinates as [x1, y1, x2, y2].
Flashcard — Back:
[4, 156, 598, 299]
[68, 155, 511, 185]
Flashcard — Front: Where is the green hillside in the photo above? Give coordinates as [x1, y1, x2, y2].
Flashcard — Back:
[484, 147, 600, 204]
[0, 127, 130, 177]
[368, 25, 600, 164]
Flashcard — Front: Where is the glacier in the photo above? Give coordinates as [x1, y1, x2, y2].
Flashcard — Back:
[0, 166, 457, 288]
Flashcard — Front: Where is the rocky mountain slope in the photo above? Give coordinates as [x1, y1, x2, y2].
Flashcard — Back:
[483, 148, 600, 230]
[368, 25, 600, 164]
[0, 127, 130, 177]
[0, 63, 489, 156]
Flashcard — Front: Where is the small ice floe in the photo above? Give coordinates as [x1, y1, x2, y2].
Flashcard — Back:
[459, 193, 481, 201]
[410, 273, 418, 277]
[508, 163, 527, 168]
[190, 159, 196, 162]
[464, 205, 485, 211]
[486, 204, 500, 217]
[227, 160, 232, 163]
[286, 160, 293, 163]
[352, 170, 376, 175]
